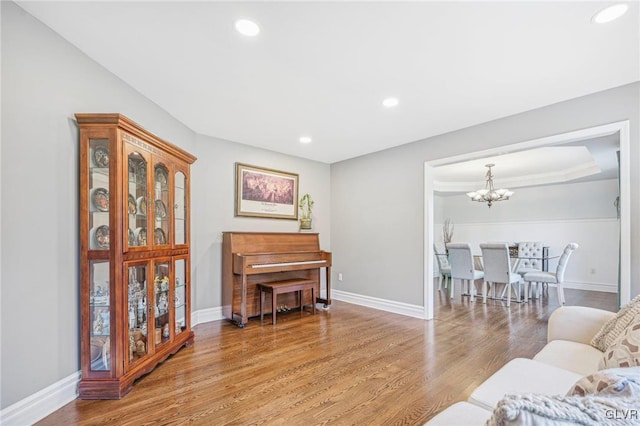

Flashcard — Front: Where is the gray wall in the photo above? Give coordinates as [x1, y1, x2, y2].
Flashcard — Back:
[331, 83, 639, 305]
[1, 2, 329, 408]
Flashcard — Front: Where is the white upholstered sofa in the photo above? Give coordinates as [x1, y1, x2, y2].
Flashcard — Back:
[426, 304, 640, 425]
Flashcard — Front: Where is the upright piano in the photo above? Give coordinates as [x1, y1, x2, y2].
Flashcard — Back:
[222, 232, 332, 327]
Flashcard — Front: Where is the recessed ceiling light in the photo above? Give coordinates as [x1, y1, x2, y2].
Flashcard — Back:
[299, 136, 312, 144]
[235, 19, 260, 36]
[592, 4, 628, 24]
[382, 97, 399, 108]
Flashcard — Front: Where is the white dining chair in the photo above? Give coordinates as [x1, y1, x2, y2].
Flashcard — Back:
[516, 241, 544, 276]
[523, 243, 578, 305]
[446, 243, 484, 301]
[433, 243, 451, 292]
[480, 243, 525, 306]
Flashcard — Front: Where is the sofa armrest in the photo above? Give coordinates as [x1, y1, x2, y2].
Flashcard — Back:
[547, 306, 615, 345]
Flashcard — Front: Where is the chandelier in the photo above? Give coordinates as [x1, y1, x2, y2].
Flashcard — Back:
[466, 163, 514, 208]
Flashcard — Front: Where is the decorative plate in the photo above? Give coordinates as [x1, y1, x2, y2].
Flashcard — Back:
[155, 167, 168, 186]
[136, 196, 147, 216]
[154, 228, 166, 245]
[154, 199, 167, 218]
[95, 225, 110, 248]
[128, 194, 137, 215]
[128, 228, 135, 246]
[92, 188, 109, 212]
[93, 146, 109, 168]
[134, 227, 147, 246]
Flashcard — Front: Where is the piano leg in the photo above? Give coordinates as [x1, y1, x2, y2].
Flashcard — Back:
[238, 275, 248, 328]
[317, 266, 332, 310]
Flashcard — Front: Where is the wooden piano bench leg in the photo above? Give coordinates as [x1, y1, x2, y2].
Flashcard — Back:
[260, 286, 265, 322]
[298, 290, 303, 316]
[300, 287, 316, 316]
[271, 288, 278, 325]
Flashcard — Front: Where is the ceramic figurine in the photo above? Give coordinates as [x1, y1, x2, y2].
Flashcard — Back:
[93, 310, 104, 334]
[158, 292, 168, 313]
[135, 340, 145, 356]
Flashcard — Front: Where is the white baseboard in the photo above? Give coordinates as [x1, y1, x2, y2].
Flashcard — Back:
[192, 306, 224, 326]
[1, 371, 80, 426]
[332, 289, 425, 319]
[0, 307, 225, 425]
[562, 281, 617, 293]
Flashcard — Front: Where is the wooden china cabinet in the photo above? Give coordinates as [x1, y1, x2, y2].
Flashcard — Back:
[77, 113, 196, 399]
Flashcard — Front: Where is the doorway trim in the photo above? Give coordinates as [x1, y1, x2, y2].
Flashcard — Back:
[423, 120, 630, 320]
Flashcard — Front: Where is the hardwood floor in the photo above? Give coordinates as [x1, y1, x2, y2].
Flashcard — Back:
[36, 287, 616, 426]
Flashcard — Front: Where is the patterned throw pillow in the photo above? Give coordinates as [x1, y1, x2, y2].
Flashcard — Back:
[568, 367, 640, 397]
[599, 320, 640, 369]
[591, 294, 640, 352]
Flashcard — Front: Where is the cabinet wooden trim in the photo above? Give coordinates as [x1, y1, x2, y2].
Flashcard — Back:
[75, 113, 197, 164]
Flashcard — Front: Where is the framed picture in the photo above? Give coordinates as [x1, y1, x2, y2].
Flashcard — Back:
[235, 163, 299, 219]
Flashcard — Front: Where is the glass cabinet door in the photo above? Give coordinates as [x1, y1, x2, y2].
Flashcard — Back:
[174, 258, 187, 336]
[89, 139, 110, 250]
[174, 171, 186, 246]
[90, 261, 110, 371]
[127, 263, 149, 364]
[153, 261, 171, 346]
[153, 164, 171, 247]
[127, 151, 149, 249]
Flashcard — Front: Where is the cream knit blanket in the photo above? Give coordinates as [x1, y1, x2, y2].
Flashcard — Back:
[487, 393, 639, 426]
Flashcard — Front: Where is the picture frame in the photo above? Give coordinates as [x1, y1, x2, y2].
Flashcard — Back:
[235, 163, 299, 219]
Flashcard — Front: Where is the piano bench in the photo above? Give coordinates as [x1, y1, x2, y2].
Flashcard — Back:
[258, 279, 316, 325]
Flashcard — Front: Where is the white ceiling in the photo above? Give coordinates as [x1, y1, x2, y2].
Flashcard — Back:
[17, 1, 639, 164]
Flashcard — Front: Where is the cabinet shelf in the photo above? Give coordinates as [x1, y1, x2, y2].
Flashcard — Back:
[78, 113, 195, 400]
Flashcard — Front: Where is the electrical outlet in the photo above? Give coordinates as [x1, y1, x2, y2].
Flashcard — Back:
[338, 273, 343, 281]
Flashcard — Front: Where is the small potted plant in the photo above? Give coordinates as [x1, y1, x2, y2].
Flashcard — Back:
[298, 193, 314, 230]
